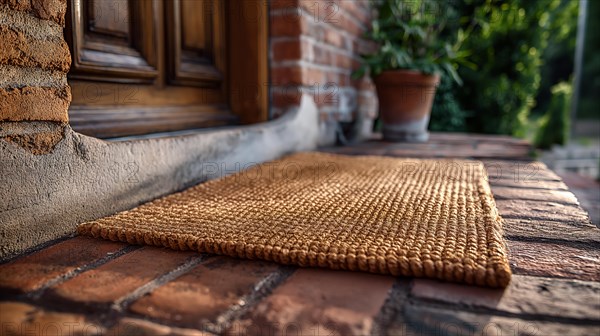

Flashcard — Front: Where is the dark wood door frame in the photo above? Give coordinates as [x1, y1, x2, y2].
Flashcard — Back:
[65, 0, 269, 139]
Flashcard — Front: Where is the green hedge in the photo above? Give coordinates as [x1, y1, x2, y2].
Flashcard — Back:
[427, 0, 579, 137]
[534, 82, 572, 149]
[579, 0, 600, 119]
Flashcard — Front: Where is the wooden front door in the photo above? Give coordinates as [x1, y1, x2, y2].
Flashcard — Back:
[65, 0, 268, 138]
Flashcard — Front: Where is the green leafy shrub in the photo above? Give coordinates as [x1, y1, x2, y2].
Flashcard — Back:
[455, 0, 553, 136]
[534, 82, 572, 149]
[532, 0, 578, 118]
[579, 0, 600, 119]
[354, 0, 466, 84]
[429, 75, 468, 132]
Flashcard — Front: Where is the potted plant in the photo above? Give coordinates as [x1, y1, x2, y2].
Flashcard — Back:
[354, 0, 466, 142]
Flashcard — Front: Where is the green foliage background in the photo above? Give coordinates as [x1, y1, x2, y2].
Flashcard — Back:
[428, 0, 581, 138]
[534, 82, 572, 149]
[531, 0, 578, 119]
[578, 0, 600, 120]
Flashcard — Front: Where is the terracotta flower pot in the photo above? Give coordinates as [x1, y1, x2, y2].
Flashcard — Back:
[374, 70, 440, 142]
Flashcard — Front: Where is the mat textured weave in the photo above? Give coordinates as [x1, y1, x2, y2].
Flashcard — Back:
[78, 152, 512, 287]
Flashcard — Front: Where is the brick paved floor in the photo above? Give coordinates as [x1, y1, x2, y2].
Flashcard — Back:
[1, 133, 599, 335]
[557, 171, 600, 227]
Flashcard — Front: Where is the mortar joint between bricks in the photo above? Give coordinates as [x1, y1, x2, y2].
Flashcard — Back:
[27, 245, 141, 301]
[0, 234, 75, 264]
[204, 266, 297, 335]
[370, 279, 412, 336]
[109, 254, 213, 314]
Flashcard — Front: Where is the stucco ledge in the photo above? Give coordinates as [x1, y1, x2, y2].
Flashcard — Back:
[0, 95, 320, 260]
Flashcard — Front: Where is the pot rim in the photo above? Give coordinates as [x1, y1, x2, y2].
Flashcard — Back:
[376, 69, 440, 78]
[374, 69, 441, 85]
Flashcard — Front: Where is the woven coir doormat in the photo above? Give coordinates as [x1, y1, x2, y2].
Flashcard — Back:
[78, 152, 512, 287]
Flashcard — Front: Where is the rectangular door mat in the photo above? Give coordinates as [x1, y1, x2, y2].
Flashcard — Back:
[78, 152, 512, 287]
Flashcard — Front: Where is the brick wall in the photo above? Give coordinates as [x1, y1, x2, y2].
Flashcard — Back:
[270, 0, 378, 144]
[0, 0, 70, 123]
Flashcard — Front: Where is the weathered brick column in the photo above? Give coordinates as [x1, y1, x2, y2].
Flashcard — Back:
[270, 0, 378, 144]
[0, 0, 71, 123]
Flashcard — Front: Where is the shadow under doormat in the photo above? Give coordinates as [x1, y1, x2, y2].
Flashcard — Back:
[78, 152, 512, 288]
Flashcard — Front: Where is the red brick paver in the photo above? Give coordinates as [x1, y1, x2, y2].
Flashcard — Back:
[508, 240, 600, 281]
[558, 171, 600, 225]
[501, 217, 600, 243]
[0, 302, 105, 336]
[108, 318, 211, 336]
[129, 257, 280, 331]
[0, 237, 127, 294]
[44, 247, 197, 308]
[396, 305, 600, 336]
[228, 269, 394, 336]
[411, 275, 600, 320]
